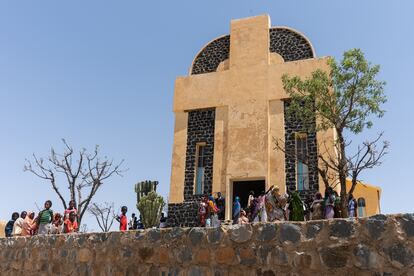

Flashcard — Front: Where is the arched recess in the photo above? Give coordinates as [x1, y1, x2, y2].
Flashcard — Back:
[189, 27, 315, 75]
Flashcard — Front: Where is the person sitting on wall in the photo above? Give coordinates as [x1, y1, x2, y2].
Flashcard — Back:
[137, 215, 144, 229]
[215, 192, 225, 221]
[233, 196, 241, 225]
[49, 213, 63, 234]
[238, 209, 249, 224]
[5, 212, 19, 237]
[159, 212, 167, 228]
[116, 206, 128, 231]
[63, 211, 79, 233]
[129, 213, 138, 230]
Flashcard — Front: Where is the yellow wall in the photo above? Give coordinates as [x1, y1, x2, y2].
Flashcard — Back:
[346, 179, 381, 216]
[0, 220, 6, 237]
[169, 15, 336, 219]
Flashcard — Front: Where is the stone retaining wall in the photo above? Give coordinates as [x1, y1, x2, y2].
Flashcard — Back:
[0, 214, 413, 275]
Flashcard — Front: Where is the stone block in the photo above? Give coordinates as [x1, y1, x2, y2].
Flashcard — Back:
[399, 214, 414, 237]
[354, 244, 380, 270]
[257, 224, 277, 242]
[177, 246, 193, 264]
[215, 247, 235, 265]
[319, 245, 350, 268]
[280, 224, 302, 243]
[207, 227, 224, 244]
[365, 215, 386, 240]
[189, 228, 205, 246]
[386, 243, 413, 268]
[306, 222, 323, 239]
[138, 247, 154, 262]
[148, 229, 161, 243]
[77, 248, 92, 263]
[238, 248, 257, 265]
[195, 248, 211, 265]
[293, 252, 312, 269]
[329, 220, 354, 238]
[229, 224, 253, 243]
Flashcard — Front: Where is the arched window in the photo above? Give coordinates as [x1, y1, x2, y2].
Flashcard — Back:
[357, 198, 366, 218]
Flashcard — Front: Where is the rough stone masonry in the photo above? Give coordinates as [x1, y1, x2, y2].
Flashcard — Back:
[0, 214, 413, 275]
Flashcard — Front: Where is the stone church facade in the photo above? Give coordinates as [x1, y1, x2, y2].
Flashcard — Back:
[167, 15, 337, 227]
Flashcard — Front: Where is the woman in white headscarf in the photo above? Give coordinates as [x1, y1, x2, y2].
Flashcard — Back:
[266, 186, 286, 222]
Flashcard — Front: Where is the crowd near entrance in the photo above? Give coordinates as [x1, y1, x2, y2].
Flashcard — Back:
[232, 180, 265, 215]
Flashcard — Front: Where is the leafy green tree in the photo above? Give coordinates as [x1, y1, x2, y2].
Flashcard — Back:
[281, 49, 388, 217]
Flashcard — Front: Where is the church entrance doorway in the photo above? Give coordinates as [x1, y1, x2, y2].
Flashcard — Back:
[232, 180, 265, 211]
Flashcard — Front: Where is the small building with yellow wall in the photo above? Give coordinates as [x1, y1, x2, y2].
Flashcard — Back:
[346, 179, 381, 217]
[167, 14, 381, 226]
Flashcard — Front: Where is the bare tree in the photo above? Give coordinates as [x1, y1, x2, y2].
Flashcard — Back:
[87, 202, 116, 232]
[79, 224, 89, 233]
[274, 133, 388, 199]
[24, 139, 125, 224]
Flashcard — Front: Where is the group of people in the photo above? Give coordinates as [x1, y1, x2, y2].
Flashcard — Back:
[4, 202, 168, 237]
[198, 186, 359, 227]
[4, 200, 79, 237]
[198, 192, 225, 227]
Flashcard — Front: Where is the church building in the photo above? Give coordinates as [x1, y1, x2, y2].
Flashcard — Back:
[167, 15, 380, 226]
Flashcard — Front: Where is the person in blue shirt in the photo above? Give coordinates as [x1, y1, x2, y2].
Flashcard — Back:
[5, 212, 19, 237]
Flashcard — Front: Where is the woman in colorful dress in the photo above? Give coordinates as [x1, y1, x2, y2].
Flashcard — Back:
[310, 192, 324, 220]
[288, 191, 305, 221]
[207, 196, 220, 227]
[198, 196, 208, 227]
[233, 196, 241, 225]
[324, 187, 336, 219]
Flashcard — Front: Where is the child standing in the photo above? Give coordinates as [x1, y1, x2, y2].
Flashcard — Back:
[63, 211, 79, 233]
[37, 200, 53, 235]
[64, 200, 78, 220]
[5, 212, 19, 237]
[116, 206, 128, 231]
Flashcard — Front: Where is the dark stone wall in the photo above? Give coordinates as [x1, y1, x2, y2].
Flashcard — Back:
[269, 28, 314, 61]
[168, 108, 216, 227]
[284, 101, 319, 202]
[191, 36, 230, 75]
[167, 202, 199, 227]
[183, 108, 215, 200]
[190, 27, 314, 75]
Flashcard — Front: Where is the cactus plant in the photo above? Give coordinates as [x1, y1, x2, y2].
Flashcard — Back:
[137, 191, 165, 229]
[135, 180, 158, 205]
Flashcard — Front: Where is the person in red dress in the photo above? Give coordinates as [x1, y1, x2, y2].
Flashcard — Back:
[63, 211, 78, 233]
[116, 206, 128, 231]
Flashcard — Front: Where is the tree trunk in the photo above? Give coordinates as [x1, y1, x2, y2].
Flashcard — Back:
[337, 131, 349, 218]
